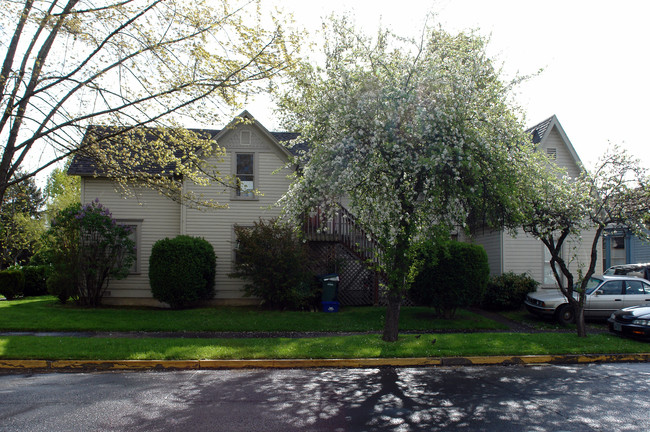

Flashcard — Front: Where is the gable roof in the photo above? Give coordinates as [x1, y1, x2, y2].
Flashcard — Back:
[526, 114, 583, 166]
[68, 112, 302, 177]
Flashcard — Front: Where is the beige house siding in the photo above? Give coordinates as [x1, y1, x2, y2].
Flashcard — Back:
[503, 228, 602, 290]
[540, 128, 581, 178]
[81, 178, 181, 303]
[183, 126, 294, 300]
[76, 119, 294, 306]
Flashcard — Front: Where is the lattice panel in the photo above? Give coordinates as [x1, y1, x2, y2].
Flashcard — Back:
[307, 241, 415, 306]
[308, 242, 377, 305]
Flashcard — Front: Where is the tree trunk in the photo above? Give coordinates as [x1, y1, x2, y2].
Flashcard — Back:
[382, 293, 401, 342]
[574, 303, 587, 337]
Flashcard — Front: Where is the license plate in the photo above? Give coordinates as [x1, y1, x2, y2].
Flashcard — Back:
[614, 322, 622, 332]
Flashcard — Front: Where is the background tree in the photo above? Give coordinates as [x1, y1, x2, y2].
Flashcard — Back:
[44, 159, 80, 220]
[0, 172, 45, 268]
[521, 146, 650, 337]
[0, 0, 301, 209]
[279, 19, 532, 341]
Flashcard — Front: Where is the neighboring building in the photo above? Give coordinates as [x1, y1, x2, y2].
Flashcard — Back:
[602, 227, 650, 270]
[69, 112, 598, 304]
[470, 115, 603, 289]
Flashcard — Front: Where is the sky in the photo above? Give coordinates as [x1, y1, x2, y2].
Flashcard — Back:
[251, 0, 650, 171]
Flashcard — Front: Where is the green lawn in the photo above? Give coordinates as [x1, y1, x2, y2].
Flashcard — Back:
[0, 297, 647, 361]
[0, 297, 507, 333]
[1, 333, 647, 360]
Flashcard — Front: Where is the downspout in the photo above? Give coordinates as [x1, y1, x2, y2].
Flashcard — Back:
[180, 177, 186, 235]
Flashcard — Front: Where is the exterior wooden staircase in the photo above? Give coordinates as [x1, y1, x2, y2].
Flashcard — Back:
[303, 204, 385, 305]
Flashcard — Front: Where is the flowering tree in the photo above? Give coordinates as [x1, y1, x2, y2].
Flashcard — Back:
[47, 199, 135, 306]
[279, 19, 532, 341]
[0, 0, 301, 210]
[521, 146, 650, 337]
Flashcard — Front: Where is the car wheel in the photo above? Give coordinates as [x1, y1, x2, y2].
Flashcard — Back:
[555, 304, 574, 325]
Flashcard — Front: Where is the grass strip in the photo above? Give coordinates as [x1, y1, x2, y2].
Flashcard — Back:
[0, 333, 647, 360]
[0, 297, 507, 332]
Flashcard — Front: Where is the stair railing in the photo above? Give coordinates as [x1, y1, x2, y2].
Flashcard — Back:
[303, 204, 383, 268]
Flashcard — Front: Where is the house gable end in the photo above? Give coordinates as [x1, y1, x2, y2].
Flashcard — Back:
[529, 115, 583, 178]
[214, 111, 295, 163]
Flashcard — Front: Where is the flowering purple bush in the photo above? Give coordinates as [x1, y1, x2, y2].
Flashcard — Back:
[46, 200, 135, 306]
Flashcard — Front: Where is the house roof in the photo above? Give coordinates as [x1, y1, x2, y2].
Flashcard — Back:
[69, 113, 577, 177]
[526, 116, 554, 144]
[526, 114, 583, 166]
[68, 113, 302, 177]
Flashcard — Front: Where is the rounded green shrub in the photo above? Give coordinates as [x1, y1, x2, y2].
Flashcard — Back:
[22, 265, 49, 296]
[0, 268, 25, 300]
[481, 272, 539, 311]
[46, 270, 76, 304]
[409, 240, 489, 318]
[149, 235, 216, 309]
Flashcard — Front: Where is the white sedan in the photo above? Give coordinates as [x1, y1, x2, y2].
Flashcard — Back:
[524, 275, 650, 324]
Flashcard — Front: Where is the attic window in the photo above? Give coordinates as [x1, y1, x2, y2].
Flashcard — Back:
[546, 148, 557, 160]
[240, 131, 251, 145]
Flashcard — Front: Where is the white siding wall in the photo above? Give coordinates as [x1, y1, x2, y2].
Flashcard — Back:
[503, 228, 603, 289]
[81, 178, 181, 301]
[502, 230, 543, 282]
[470, 229, 502, 276]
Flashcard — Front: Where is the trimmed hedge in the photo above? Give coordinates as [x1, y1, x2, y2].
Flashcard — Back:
[149, 235, 216, 309]
[481, 272, 539, 311]
[410, 240, 489, 318]
[0, 269, 25, 300]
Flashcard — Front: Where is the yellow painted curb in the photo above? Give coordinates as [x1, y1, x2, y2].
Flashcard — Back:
[0, 359, 49, 369]
[1, 354, 649, 372]
[50, 360, 200, 371]
[198, 358, 444, 369]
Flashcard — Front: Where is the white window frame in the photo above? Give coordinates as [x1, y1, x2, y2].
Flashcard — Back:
[117, 219, 143, 274]
[231, 152, 258, 200]
[543, 243, 563, 287]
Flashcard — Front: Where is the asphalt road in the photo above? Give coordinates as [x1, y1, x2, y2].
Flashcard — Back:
[0, 363, 648, 431]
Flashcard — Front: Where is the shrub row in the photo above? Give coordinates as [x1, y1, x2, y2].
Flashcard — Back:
[0, 265, 49, 299]
[3, 205, 536, 314]
[481, 272, 539, 311]
[408, 241, 538, 314]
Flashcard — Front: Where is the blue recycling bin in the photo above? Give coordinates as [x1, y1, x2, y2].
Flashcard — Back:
[319, 274, 339, 312]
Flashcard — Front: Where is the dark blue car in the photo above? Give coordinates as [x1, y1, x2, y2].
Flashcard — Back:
[608, 306, 650, 339]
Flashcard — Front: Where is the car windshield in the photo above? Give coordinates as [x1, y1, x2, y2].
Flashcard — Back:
[584, 277, 604, 294]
